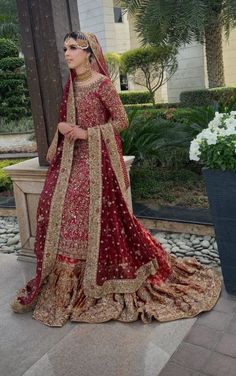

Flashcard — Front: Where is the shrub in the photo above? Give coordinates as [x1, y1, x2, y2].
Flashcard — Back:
[0, 159, 23, 192]
[0, 38, 18, 59]
[0, 116, 33, 133]
[0, 38, 31, 122]
[121, 45, 177, 105]
[119, 90, 152, 104]
[0, 56, 24, 70]
[124, 106, 212, 127]
[130, 160, 206, 206]
[180, 87, 236, 108]
[104, 52, 121, 83]
[121, 109, 196, 168]
[124, 102, 183, 110]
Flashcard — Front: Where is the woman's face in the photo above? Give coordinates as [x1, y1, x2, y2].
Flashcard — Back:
[64, 38, 89, 69]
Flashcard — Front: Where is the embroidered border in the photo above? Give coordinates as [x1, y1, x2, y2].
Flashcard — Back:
[83, 126, 158, 299]
[46, 129, 59, 163]
[83, 127, 102, 295]
[101, 123, 129, 206]
[41, 74, 75, 280]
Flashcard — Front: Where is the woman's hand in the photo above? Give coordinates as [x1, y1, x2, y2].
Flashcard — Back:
[66, 126, 88, 143]
[58, 122, 74, 135]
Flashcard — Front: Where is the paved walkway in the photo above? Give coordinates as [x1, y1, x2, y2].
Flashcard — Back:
[160, 284, 236, 376]
[1, 254, 236, 376]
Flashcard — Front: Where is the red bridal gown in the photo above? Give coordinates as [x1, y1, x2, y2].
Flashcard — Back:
[20, 76, 221, 326]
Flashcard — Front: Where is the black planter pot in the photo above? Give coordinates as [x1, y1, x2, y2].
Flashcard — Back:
[202, 167, 236, 295]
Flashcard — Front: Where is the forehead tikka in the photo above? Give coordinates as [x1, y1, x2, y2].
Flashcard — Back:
[64, 37, 89, 50]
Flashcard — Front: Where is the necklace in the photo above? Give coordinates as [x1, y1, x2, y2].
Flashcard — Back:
[76, 69, 93, 82]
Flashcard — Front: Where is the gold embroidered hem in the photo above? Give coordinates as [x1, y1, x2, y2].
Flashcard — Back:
[31, 255, 221, 327]
[58, 238, 87, 260]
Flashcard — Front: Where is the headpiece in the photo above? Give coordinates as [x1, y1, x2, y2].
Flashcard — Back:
[64, 31, 90, 50]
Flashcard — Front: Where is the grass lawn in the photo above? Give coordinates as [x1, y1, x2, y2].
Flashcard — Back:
[130, 162, 208, 208]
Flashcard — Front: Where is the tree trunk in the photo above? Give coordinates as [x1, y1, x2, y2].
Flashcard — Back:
[150, 91, 155, 106]
[205, 19, 225, 88]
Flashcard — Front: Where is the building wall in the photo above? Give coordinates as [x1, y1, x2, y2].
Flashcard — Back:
[166, 29, 236, 103]
[128, 16, 141, 50]
[77, 0, 131, 53]
[77, 0, 131, 89]
[166, 43, 206, 103]
[77, 0, 108, 50]
[77, 0, 236, 102]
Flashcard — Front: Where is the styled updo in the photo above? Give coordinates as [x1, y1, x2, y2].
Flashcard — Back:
[64, 31, 94, 63]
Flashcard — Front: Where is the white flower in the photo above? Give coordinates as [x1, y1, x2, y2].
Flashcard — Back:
[189, 139, 201, 161]
[189, 111, 236, 164]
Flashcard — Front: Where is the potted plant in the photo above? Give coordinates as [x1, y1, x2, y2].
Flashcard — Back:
[190, 111, 236, 294]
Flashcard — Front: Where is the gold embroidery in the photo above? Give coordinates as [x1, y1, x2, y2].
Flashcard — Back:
[31, 256, 221, 326]
[98, 79, 128, 133]
[41, 74, 76, 280]
[83, 125, 159, 299]
[58, 238, 87, 260]
[74, 75, 105, 94]
[83, 126, 102, 297]
[46, 129, 59, 163]
[101, 123, 129, 205]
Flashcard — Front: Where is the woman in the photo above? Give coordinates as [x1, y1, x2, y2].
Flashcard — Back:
[11, 31, 221, 327]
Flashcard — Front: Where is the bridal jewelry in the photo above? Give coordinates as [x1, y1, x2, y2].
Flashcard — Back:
[76, 68, 93, 82]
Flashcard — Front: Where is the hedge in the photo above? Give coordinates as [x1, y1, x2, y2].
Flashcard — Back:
[180, 87, 236, 107]
[124, 102, 181, 110]
[119, 90, 152, 104]
[124, 106, 198, 125]
[0, 159, 24, 192]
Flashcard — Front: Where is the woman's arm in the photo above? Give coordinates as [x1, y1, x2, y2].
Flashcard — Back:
[58, 122, 88, 142]
[58, 122, 75, 135]
[98, 78, 129, 133]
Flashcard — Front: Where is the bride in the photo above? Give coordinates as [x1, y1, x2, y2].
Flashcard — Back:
[11, 31, 221, 327]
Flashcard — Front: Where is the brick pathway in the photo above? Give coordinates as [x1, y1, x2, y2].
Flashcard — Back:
[159, 282, 236, 376]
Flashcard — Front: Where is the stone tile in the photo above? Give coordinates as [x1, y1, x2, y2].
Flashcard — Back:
[22, 354, 55, 376]
[29, 320, 195, 376]
[170, 343, 211, 371]
[159, 362, 202, 376]
[226, 313, 236, 335]
[204, 352, 236, 376]
[0, 254, 198, 376]
[0, 254, 74, 376]
[197, 310, 234, 331]
[221, 282, 236, 301]
[213, 296, 236, 314]
[184, 324, 222, 349]
[215, 332, 236, 357]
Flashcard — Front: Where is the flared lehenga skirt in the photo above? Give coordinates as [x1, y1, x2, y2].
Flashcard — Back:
[31, 142, 221, 327]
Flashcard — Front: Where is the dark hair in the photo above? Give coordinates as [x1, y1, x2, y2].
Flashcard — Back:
[64, 31, 93, 62]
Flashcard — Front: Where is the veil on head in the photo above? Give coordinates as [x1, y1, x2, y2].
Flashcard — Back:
[68, 31, 110, 80]
[83, 32, 110, 78]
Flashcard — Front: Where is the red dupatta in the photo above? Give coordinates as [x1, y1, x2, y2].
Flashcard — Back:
[12, 32, 171, 312]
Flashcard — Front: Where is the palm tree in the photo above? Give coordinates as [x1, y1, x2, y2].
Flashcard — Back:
[120, 0, 236, 88]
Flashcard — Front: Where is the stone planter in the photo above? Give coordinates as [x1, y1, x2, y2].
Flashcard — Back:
[202, 167, 236, 294]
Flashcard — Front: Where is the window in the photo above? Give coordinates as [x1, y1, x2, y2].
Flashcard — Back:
[113, 7, 123, 23]
[120, 73, 128, 91]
